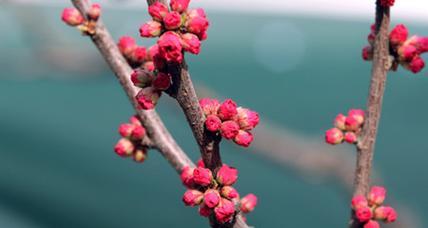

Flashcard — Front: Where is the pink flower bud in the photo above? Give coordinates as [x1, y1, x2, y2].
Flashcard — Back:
[389, 24, 408, 46]
[220, 121, 240, 140]
[218, 99, 238, 121]
[408, 36, 428, 54]
[118, 36, 137, 57]
[148, 45, 167, 70]
[180, 166, 195, 188]
[216, 165, 238, 186]
[204, 189, 221, 208]
[380, 0, 395, 7]
[114, 138, 134, 157]
[143, 61, 155, 72]
[240, 194, 257, 213]
[135, 87, 161, 110]
[351, 195, 368, 210]
[139, 21, 162, 38]
[193, 167, 213, 187]
[183, 189, 204, 206]
[147, 45, 158, 61]
[148, 2, 169, 21]
[88, 3, 101, 21]
[221, 186, 239, 199]
[234, 130, 253, 147]
[344, 132, 358, 144]
[199, 203, 211, 217]
[368, 24, 376, 45]
[374, 206, 390, 220]
[180, 33, 201, 54]
[236, 107, 259, 131]
[362, 46, 374, 61]
[398, 44, 418, 61]
[170, 0, 190, 13]
[61, 8, 84, 26]
[153, 72, 171, 91]
[163, 11, 182, 30]
[406, 55, 425, 74]
[157, 31, 183, 63]
[133, 149, 147, 163]
[334, 113, 347, 130]
[130, 46, 147, 65]
[129, 115, 142, 126]
[325, 128, 344, 145]
[205, 115, 222, 132]
[385, 207, 397, 223]
[214, 198, 235, 223]
[345, 116, 361, 132]
[131, 125, 146, 141]
[355, 207, 372, 223]
[197, 158, 205, 168]
[200, 98, 220, 116]
[368, 186, 386, 206]
[348, 109, 365, 126]
[186, 9, 209, 40]
[131, 69, 154, 88]
[364, 220, 380, 228]
[119, 123, 135, 138]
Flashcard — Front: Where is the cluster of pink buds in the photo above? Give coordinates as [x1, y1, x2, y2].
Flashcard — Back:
[363, 24, 428, 74]
[61, 3, 101, 34]
[200, 98, 259, 147]
[139, 0, 209, 67]
[325, 109, 365, 145]
[114, 115, 148, 163]
[117, 36, 155, 70]
[352, 186, 397, 227]
[181, 161, 257, 224]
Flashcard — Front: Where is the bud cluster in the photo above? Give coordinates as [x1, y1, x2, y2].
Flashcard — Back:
[351, 186, 397, 227]
[363, 24, 428, 74]
[114, 115, 148, 163]
[139, 0, 209, 66]
[61, 3, 101, 34]
[325, 109, 365, 145]
[200, 98, 259, 147]
[117, 36, 154, 70]
[181, 161, 257, 224]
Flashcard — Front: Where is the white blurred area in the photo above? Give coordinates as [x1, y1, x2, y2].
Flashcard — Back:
[5, 0, 428, 23]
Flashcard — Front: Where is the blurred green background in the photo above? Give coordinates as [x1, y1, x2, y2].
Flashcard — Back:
[1, 3, 427, 228]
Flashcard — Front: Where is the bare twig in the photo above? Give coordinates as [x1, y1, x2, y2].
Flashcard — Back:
[350, 1, 390, 227]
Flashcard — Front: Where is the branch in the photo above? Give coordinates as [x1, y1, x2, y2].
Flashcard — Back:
[350, 1, 390, 227]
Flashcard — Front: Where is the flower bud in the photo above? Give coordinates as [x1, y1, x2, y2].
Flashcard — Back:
[130, 46, 147, 65]
[364, 220, 380, 228]
[118, 123, 134, 138]
[374, 206, 391, 220]
[180, 33, 201, 54]
[408, 36, 428, 54]
[131, 69, 154, 88]
[180, 166, 195, 188]
[135, 87, 161, 110]
[186, 9, 209, 40]
[164, 11, 182, 30]
[351, 195, 368, 210]
[157, 31, 183, 63]
[148, 2, 169, 21]
[133, 149, 147, 163]
[348, 109, 365, 125]
[334, 113, 347, 130]
[183, 189, 204, 206]
[221, 186, 239, 199]
[236, 107, 259, 131]
[362, 46, 373, 61]
[143, 61, 155, 72]
[200, 98, 220, 116]
[129, 115, 142, 126]
[385, 207, 397, 223]
[139, 21, 162, 38]
[214, 199, 235, 223]
[205, 115, 222, 132]
[406, 55, 425, 74]
[367, 24, 376, 45]
[368, 186, 386, 206]
[345, 116, 361, 132]
[204, 189, 221, 208]
[233, 130, 253, 147]
[131, 125, 146, 141]
[61, 8, 84, 26]
[344, 132, 358, 144]
[114, 138, 134, 157]
[197, 158, 205, 168]
[218, 99, 238, 121]
[325, 128, 344, 145]
[88, 3, 101, 21]
[170, 0, 190, 13]
[355, 207, 372, 223]
[193, 167, 213, 187]
[153, 72, 171, 91]
[216, 164, 238, 186]
[240, 194, 257, 213]
[389, 24, 408, 46]
[199, 203, 211, 217]
[398, 44, 418, 61]
[380, 0, 395, 7]
[118, 36, 137, 57]
[220, 121, 240, 140]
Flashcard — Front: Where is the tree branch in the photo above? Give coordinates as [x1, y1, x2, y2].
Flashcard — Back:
[350, 1, 390, 227]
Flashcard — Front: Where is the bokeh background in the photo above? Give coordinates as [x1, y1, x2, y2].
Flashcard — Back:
[1, 0, 428, 227]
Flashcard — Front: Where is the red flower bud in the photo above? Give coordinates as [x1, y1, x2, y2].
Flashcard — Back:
[129, 115, 142, 126]
[157, 31, 183, 63]
[186, 9, 209, 40]
[131, 69, 154, 88]
[221, 186, 239, 199]
[355, 206, 372, 223]
[205, 115, 222, 132]
[135, 87, 161, 110]
[216, 164, 238, 186]
[183, 189, 204, 206]
[88, 3, 101, 21]
[220, 121, 240, 140]
[344, 132, 358, 144]
[148, 2, 169, 21]
[380, 0, 395, 7]
[131, 125, 146, 141]
[130, 46, 147, 65]
[170, 0, 190, 13]
[118, 36, 137, 57]
[362, 46, 373, 61]
[364, 220, 380, 228]
[199, 203, 211, 217]
[61, 8, 84, 26]
[406, 55, 425, 74]
[408, 36, 428, 54]
[180, 33, 201, 55]
[345, 116, 361, 132]
[389, 24, 408, 46]
[143, 61, 155, 72]
[236, 107, 259, 131]
[351, 195, 368, 210]
[193, 167, 213, 187]
[204, 189, 221, 208]
[398, 44, 418, 61]
[368, 186, 386, 206]
[114, 138, 134, 157]
[218, 99, 238, 121]
[164, 11, 182, 30]
[133, 148, 147, 163]
[240, 194, 257, 213]
[234, 130, 253, 147]
[119, 123, 134, 138]
[153, 72, 172, 91]
[334, 113, 347, 131]
[348, 109, 365, 126]
[214, 198, 235, 223]
[139, 21, 162, 38]
[200, 98, 220, 116]
[385, 207, 397, 223]
[325, 128, 344, 145]
[197, 158, 205, 168]
[180, 166, 195, 188]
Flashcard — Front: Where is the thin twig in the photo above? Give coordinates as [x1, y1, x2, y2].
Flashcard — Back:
[350, 0, 390, 227]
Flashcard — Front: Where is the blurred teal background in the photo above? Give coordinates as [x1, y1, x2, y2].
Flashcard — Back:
[1, 3, 427, 228]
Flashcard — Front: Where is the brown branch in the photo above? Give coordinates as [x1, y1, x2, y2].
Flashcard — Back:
[350, 1, 390, 227]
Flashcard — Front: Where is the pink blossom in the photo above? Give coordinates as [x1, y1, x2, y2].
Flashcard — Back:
[180, 166, 195, 188]
[88, 3, 101, 21]
[193, 167, 213, 187]
[199, 98, 220, 116]
[216, 164, 238, 186]
[153, 72, 171, 91]
[407, 55, 425, 74]
[368, 186, 386, 206]
[398, 44, 418, 61]
[197, 158, 205, 168]
[186, 8, 209, 40]
[345, 116, 361, 132]
[114, 138, 134, 157]
[220, 121, 240, 140]
[135, 87, 161, 110]
[180, 33, 201, 54]
[364, 220, 380, 228]
[129, 115, 142, 126]
[205, 115, 222, 132]
[139, 21, 162, 38]
[170, 0, 190, 13]
[130, 46, 147, 64]
[183, 189, 204, 206]
[218, 99, 238, 121]
[199, 203, 211, 217]
[143, 61, 155, 72]
[148, 2, 169, 21]
[234, 130, 253, 147]
[157, 32, 183, 63]
[204, 189, 221, 208]
[240, 194, 257, 213]
[164, 11, 182, 30]
[214, 199, 235, 223]
[130, 69, 154, 88]
[344, 132, 358, 144]
[385, 207, 397, 223]
[348, 109, 365, 125]
[118, 36, 137, 57]
[221, 186, 239, 199]
[389, 24, 408, 46]
[355, 207, 372, 223]
[118, 123, 134, 138]
[351, 195, 368, 210]
[61, 8, 84, 26]
[325, 128, 344, 145]
[131, 125, 146, 141]
[334, 113, 347, 130]
[236, 107, 259, 131]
